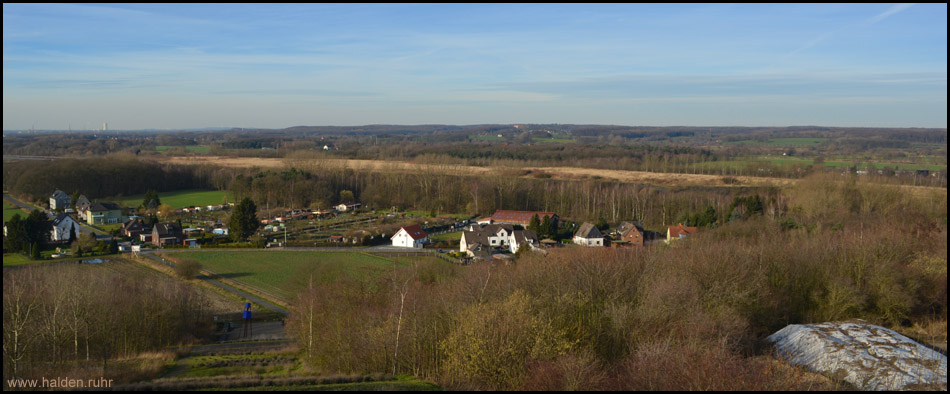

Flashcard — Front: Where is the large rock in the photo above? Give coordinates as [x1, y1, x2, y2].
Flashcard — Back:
[767, 320, 946, 391]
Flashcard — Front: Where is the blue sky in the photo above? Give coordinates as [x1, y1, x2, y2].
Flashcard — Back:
[3, 3, 947, 130]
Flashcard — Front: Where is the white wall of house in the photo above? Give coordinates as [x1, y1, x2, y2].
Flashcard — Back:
[573, 236, 604, 247]
[392, 228, 425, 248]
[51, 217, 81, 241]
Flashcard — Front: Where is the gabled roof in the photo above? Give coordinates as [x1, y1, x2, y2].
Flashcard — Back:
[512, 229, 539, 245]
[395, 224, 427, 240]
[122, 219, 145, 230]
[89, 202, 122, 212]
[668, 223, 698, 239]
[51, 189, 68, 198]
[51, 213, 74, 226]
[575, 222, 603, 239]
[154, 222, 183, 237]
[462, 231, 490, 248]
[618, 221, 645, 238]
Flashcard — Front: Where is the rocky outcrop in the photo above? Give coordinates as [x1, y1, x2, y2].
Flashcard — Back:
[768, 320, 946, 391]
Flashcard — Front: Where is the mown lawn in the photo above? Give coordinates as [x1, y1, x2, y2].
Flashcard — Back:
[170, 251, 402, 303]
[115, 189, 234, 209]
[3, 201, 27, 222]
[429, 231, 463, 242]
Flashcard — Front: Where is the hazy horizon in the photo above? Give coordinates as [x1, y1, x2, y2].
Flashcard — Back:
[4, 4, 947, 130]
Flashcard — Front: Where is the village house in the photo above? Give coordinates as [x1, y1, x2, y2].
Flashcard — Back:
[86, 202, 125, 225]
[666, 223, 698, 243]
[50, 189, 71, 211]
[75, 195, 92, 219]
[460, 223, 539, 257]
[50, 213, 81, 242]
[152, 222, 184, 247]
[391, 224, 428, 248]
[120, 219, 149, 239]
[612, 221, 647, 248]
[573, 222, 605, 246]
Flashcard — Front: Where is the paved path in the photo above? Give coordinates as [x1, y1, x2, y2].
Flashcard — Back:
[139, 250, 288, 317]
[155, 245, 446, 253]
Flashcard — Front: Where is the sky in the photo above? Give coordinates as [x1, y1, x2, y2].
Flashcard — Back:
[3, 3, 947, 130]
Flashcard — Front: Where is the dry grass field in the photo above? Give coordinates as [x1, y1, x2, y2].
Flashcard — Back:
[159, 155, 796, 188]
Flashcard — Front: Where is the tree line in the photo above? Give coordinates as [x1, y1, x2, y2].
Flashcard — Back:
[2, 156, 212, 203]
[3, 263, 215, 381]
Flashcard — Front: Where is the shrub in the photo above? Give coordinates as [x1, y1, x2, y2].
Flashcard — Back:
[175, 258, 202, 279]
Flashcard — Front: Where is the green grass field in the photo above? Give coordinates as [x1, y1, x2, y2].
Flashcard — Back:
[3, 201, 27, 223]
[115, 189, 233, 209]
[155, 145, 210, 153]
[429, 231, 463, 242]
[474, 135, 505, 141]
[532, 137, 576, 143]
[170, 251, 402, 303]
[725, 137, 826, 147]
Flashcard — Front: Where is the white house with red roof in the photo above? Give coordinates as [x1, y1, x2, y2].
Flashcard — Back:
[392, 224, 428, 248]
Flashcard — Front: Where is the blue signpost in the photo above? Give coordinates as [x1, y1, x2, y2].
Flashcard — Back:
[242, 303, 252, 338]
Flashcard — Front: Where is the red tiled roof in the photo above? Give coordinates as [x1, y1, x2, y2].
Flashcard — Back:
[668, 224, 698, 239]
[398, 224, 428, 240]
[489, 210, 557, 224]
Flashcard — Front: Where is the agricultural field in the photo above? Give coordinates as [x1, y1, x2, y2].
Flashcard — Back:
[168, 251, 405, 303]
[693, 156, 947, 173]
[473, 134, 505, 141]
[155, 145, 211, 153]
[115, 189, 234, 209]
[726, 137, 826, 147]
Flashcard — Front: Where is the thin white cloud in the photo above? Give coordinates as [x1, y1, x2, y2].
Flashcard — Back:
[780, 4, 915, 62]
[867, 3, 913, 25]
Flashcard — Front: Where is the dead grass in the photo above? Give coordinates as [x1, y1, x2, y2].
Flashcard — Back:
[159, 155, 791, 188]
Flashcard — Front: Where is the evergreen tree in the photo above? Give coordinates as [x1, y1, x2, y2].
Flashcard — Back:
[539, 215, 552, 238]
[143, 190, 160, 209]
[68, 224, 77, 243]
[24, 209, 49, 247]
[30, 242, 40, 260]
[595, 214, 608, 231]
[70, 191, 81, 208]
[229, 197, 260, 242]
[3, 214, 25, 253]
[527, 214, 540, 233]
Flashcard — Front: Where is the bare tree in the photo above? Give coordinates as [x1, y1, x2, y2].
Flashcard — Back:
[3, 269, 40, 379]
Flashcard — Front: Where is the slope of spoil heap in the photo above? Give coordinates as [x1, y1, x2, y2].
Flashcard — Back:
[768, 319, 946, 390]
